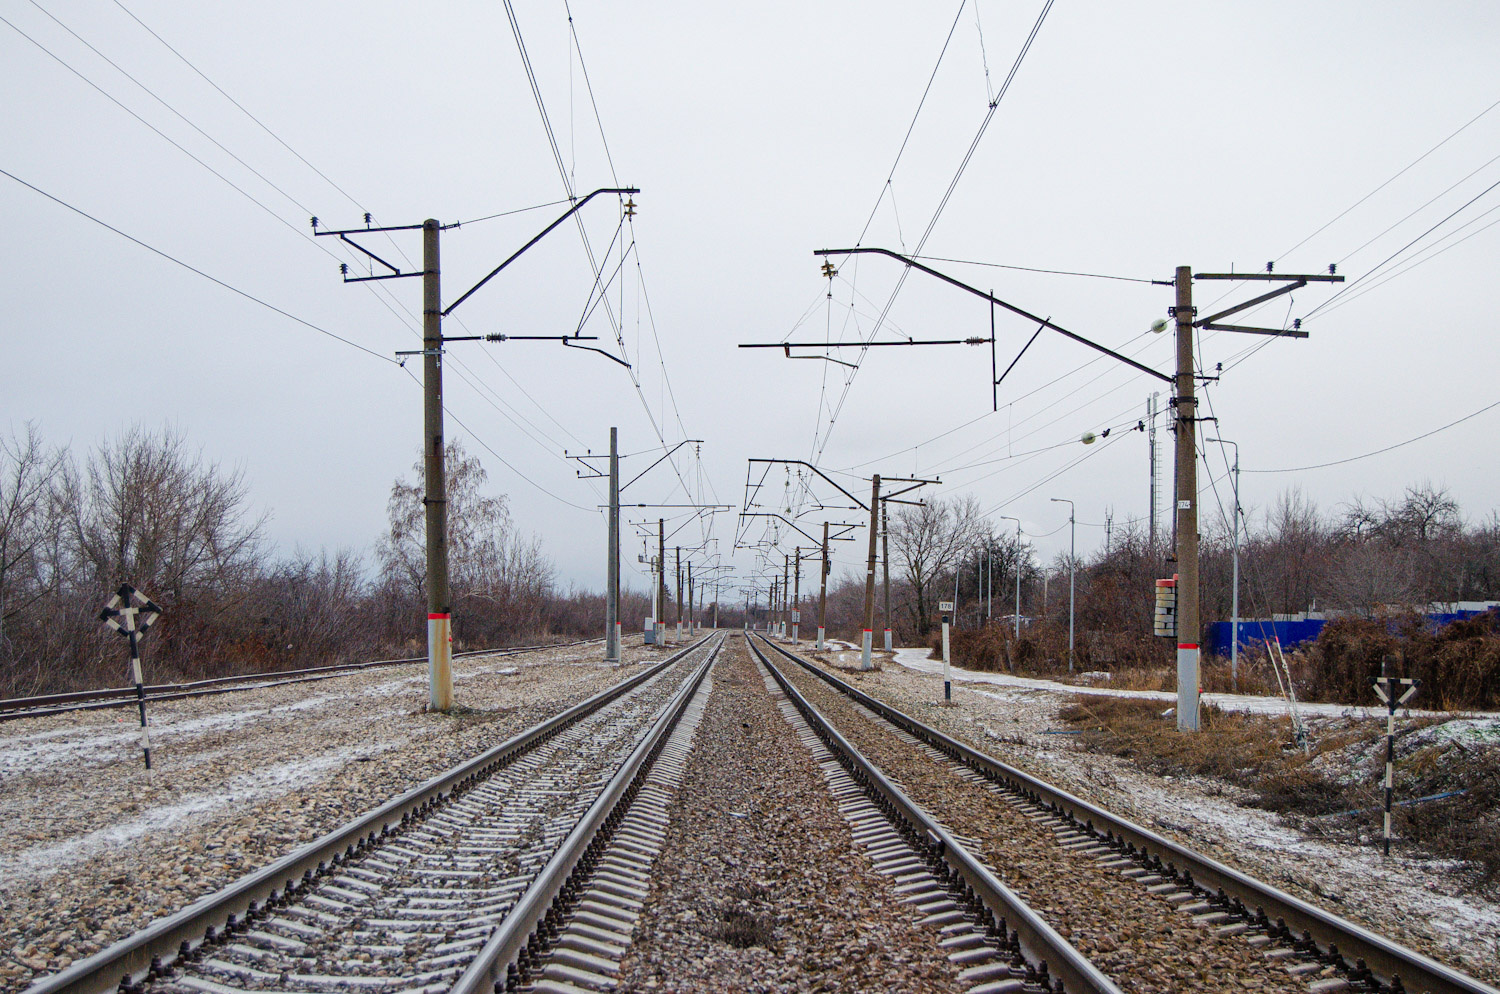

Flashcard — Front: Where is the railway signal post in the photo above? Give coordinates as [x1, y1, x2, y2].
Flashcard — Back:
[1374, 657, 1421, 857]
[99, 584, 162, 769]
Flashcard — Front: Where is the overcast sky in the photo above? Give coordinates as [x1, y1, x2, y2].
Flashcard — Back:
[5, 2, 1499, 607]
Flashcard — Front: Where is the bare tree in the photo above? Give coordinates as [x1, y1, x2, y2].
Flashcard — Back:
[67, 426, 265, 603]
[0, 424, 67, 646]
[379, 440, 555, 644]
[890, 495, 983, 637]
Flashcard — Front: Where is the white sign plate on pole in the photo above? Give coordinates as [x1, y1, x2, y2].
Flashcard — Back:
[939, 601, 954, 612]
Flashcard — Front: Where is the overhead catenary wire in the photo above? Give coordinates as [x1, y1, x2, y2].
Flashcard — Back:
[502, 0, 711, 531]
[810, 0, 1058, 467]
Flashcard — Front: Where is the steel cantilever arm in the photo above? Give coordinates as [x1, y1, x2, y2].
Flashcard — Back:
[445, 188, 639, 316]
[814, 247, 1173, 384]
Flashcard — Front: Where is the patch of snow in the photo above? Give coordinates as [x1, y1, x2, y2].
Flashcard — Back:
[888, 647, 1495, 719]
[0, 745, 385, 885]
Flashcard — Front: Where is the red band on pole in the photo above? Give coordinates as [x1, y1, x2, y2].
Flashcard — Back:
[428, 613, 451, 620]
[1178, 642, 1199, 650]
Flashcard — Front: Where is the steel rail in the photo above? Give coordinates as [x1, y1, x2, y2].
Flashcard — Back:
[0, 635, 629, 721]
[451, 632, 725, 994]
[749, 635, 1121, 994]
[756, 634, 1498, 994]
[22, 633, 717, 994]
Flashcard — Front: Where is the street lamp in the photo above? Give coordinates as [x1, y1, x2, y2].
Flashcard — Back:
[1206, 436, 1241, 692]
[1050, 498, 1075, 673]
[999, 516, 1023, 641]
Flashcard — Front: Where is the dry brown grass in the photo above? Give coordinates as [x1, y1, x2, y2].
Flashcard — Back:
[1057, 695, 1500, 891]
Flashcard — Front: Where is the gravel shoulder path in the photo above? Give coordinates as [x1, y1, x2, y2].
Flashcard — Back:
[614, 636, 968, 993]
[793, 642, 1500, 984]
[0, 638, 675, 994]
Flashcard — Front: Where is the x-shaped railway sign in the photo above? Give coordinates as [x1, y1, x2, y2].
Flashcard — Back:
[100, 583, 162, 636]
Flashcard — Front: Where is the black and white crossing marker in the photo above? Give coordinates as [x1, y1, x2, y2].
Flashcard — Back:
[100, 584, 163, 770]
[1372, 660, 1420, 857]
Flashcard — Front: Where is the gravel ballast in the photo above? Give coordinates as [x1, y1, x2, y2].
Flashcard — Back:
[772, 643, 1315, 994]
[0, 638, 678, 994]
[613, 636, 968, 993]
[794, 641, 1500, 984]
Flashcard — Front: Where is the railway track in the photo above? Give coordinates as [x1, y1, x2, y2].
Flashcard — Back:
[23, 632, 724, 994]
[0, 636, 626, 722]
[754, 633, 1498, 994]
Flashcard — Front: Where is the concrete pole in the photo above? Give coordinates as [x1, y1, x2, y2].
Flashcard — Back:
[1174, 265, 1201, 731]
[781, 553, 790, 638]
[1000, 515, 1021, 640]
[687, 559, 694, 637]
[817, 521, 829, 649]
[605, 427, 620, 663]
[792, 548, 801, 644]
[675, 547, 683, 644]
[422, 219, 453, 713]
[1068, 509, 1075, 672]
[1230, 443, 1241, 692]
[657, 519, 666, 646]
[882, 500, 893, 651]
[861, 475, 880, 670]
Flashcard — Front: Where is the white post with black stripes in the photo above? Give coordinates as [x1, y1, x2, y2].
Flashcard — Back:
[1372, 656, 1420, 857]
[100, 584, 162, 770]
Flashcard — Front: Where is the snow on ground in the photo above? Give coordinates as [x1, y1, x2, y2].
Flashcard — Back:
[889, 647, 1498, 719]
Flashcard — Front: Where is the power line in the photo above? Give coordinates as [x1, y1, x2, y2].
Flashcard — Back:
[854, 0, 969, 247]
[1276, 95, 1500, 262]
[399, 367, 596, 513]
[1303, 174, 1500, 320]
[25, 0, 314, 216]
[461, 198, 572, 226]
[107, 0, 369, 216]
[1243, 397, 1500, 475]
[912, 254, 1159, 284]
[1, 165, 396, 364]
[811, 0, 1056, 467]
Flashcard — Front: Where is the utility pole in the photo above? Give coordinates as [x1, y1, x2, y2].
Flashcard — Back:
[421, 220, 453, 712]
[861, 474, 880, 670]
[605, 427, 620, 663]
[675, 547, 683, 644]
[792, 548, 801, 644]
[687, 559, 694, 637]
[315, 190, 635, 711]
[781, 553, 790, 638]
[1173, 266, 1200, 731]
[882, 500, 893, 652]
[1000, 516, 1022, 640]
[657, 519, 666, 646]
[818, 521, 830, 649]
